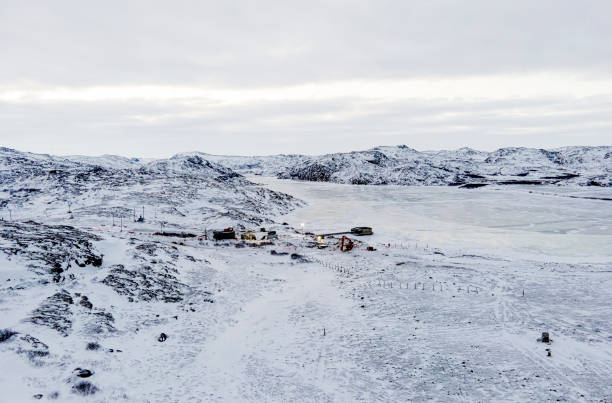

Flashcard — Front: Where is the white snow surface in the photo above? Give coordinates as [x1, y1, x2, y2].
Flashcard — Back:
[0, 147, 611, 402]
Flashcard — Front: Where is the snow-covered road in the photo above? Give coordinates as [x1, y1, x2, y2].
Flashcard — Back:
[187, 258, 360, 401]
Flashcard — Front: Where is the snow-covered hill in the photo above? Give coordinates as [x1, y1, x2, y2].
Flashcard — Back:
[0, 147, 301, 230]
[207, 145, 611, 187]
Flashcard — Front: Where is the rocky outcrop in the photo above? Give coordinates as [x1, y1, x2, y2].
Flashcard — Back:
[28, 290, 74, 336]
[0, 221, 103, 282]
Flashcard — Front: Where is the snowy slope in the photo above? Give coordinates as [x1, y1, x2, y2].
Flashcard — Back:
[0, 147, 302, 230]
[209, 145, 612, 187]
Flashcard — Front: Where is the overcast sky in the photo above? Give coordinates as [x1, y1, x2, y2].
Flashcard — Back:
[1, 0, 611, 157]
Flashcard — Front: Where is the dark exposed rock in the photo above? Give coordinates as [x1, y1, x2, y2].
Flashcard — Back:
[270, 250, 289, 256]
[497, 180, 543, 185]
[79, 297, 93, 310]
[459, 183, 488, 189]
[0, 221, 102, 282]
[102, 253, 187, 303]
[290, 253, 309, 263]
[541, 173, 580, 180]
[86, 342, 100, 351]
[28, 290, 73, 336]
[351, 176, 373, 185]
[0, 328, 18, 342]
[14, 334, 50, 363]
[72, 381, 98, 396]
[74, 368, 94, 378]
[364, 151, 389, 166]
[88, 310, 116, 333]
[289, 162, 332, 182]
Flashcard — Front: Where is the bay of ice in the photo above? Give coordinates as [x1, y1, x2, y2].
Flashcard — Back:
[254, 176, 612, 263]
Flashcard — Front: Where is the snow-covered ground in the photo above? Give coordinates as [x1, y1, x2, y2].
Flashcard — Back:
[1, 149, 611, 401]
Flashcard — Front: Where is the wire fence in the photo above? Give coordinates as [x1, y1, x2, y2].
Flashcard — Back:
[307, 254, 485, 296]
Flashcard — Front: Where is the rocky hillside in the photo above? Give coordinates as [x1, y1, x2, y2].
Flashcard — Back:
[205, 145, 611, 187]
[0, 147, 303, 400]
[0, 148, 302, 229]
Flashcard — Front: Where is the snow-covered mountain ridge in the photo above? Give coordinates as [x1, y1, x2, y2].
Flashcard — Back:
[205, 145, 612, 187]
[0, 147, 301, 229]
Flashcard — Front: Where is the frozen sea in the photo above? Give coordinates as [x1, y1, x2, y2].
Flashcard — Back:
[253, 176, 612, 263]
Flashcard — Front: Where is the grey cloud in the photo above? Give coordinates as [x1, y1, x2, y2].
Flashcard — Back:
[2, 1, 612, 86]
[1, 1, 611, 155]
[2, 93, 610, 157]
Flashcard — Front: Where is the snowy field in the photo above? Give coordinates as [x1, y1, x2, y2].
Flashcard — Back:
[1, 176, 611, 402]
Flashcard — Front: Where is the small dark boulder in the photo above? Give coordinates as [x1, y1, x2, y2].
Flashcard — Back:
[0, 329, 18, 342]
[270, 250, 289, 256]
[72, 381, 98, 396]
[459, 183, 488, 189]
[86, 342, 100, 351]
[290, 253, 309, 263]
[73, 368, 94, 378]
[79, 297, 93, 310]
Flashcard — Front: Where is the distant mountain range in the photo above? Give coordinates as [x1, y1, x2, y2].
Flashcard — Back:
[205, 145, 611, 187]
[2, 146, 610, 199]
